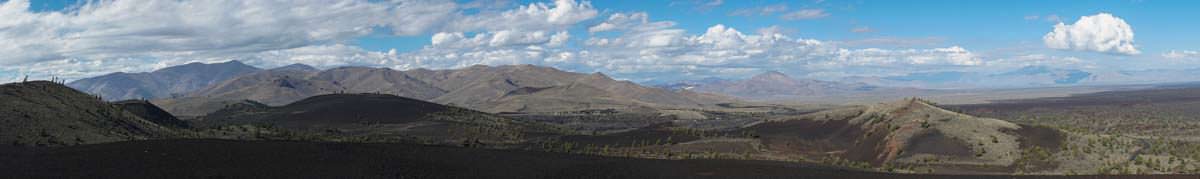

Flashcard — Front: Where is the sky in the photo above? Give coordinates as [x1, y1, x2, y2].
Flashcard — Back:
[2, 0, 1199, 84]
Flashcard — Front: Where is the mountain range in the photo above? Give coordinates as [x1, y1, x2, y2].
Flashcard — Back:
[67, 61, 261, 100]
[655, 71, 896, 100]
[85, 63, 737, 116]
[69, 61, 1200, 116]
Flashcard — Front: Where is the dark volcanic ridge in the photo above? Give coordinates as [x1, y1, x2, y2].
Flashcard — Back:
[201, 93, 464, 128]
[1, 81, 181, 147]
[197, 93, 566, 145]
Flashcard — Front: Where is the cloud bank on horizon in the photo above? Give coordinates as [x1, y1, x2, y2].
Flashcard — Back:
[0, 0, 1197, 85]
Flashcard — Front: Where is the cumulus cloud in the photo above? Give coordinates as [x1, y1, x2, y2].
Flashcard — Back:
[1043, 13, 1140, 55]
[0, 0, 596, 61]
[0, 0, 998, 84]
[431, 30, 570, 49]
[780, 9, 829, 20]
[384, 0, 460, 36]
[411, 11, 984, 82]
[0, 0, 393, 66]
[587, 12, 671, 33]
[831, 46, 981, 67]
[755, 25, 795, 36]
[444, 0, 596, 32]
[982, 54, 1091, 69]
[250, 44, 403, 69]
[0, 0, 600, 82]
[574, 15, 982, 81]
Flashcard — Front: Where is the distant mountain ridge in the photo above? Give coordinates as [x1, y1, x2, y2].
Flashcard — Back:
[68, 60, 262, 100]
[152, 64, 735, 116]
[658, 71, 885, 100]
[843, 65, 1099, 89]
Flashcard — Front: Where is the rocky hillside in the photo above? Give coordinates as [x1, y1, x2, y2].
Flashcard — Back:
[0, 81, 183, 147]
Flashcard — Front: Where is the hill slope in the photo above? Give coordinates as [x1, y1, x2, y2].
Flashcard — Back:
[0, 81, 181, 147]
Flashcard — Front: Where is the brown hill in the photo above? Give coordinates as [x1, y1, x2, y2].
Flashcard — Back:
[153, 67, 333, 116]
[67, 60, 261, 100]
[422, 65, 727, 112]
[157, 64, 734, 116]
[0, 81, 180, 147]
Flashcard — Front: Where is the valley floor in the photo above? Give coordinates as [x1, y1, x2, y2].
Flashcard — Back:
[2, 139, 1198, 179]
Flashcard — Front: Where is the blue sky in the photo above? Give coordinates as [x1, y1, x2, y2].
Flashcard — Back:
[337, 0, 1199, 54]
[24, 0, 1193, 50]
[3, 0, 1200, 86]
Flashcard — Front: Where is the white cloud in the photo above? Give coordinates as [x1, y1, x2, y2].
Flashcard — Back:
[0, 1, 1019, 84]
[755, 25, 795, 36]
[780, 9, 829, 20]
[444, 0, 596, 32]
[587, 12, 677, 33]
[984, 54, 1091, 69]
[1043, 13, 1140, 55]
[832, 46, 982, 67]
[1163, 50, 1200, 59]
[384, 0, 460, 36]
[412, 11, 984, 82]
[574, 16, 983, 81]
[589, 12, 645, 33]
[0, 0, 394, 66]
[0, 0, 601, 82]
[430, 30, 569, 49]
[0, 44, 404, 82]
[251, 44, 403, 69]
